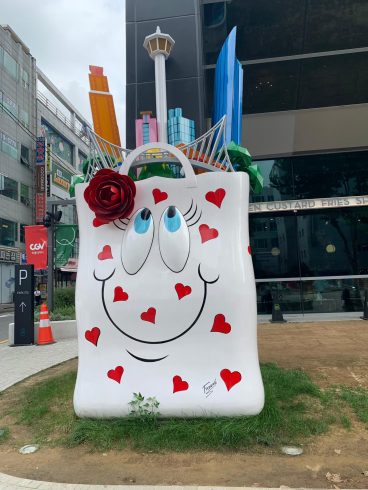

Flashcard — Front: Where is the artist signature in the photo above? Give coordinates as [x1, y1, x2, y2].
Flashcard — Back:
[203, 379, 217, 397]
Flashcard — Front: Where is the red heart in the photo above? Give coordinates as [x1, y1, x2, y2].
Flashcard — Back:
[152, 188, 168, 204]
[98, 245, 113, 260]
[211, 314, 231, 334]
[113, 286, 129, 302]
[220, 369, 242, 391]
[107, 365, 124, 384]
[175, 283, 192, 300]
[205, 188, 226, 208]
[173, 375, 189, 393]
[199, 224, 219, 244]
[248, 245, 252, 255]
[85, 327, 100, 346]
[141, 307, 156, 324]
[93, 217, 109, 227]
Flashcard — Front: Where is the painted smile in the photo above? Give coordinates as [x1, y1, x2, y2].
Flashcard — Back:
[93, 264, 219, 350]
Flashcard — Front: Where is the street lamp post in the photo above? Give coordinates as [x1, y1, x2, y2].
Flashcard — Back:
[143, 26, 175, 143]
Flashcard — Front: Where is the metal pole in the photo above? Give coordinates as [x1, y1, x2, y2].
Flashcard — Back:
[154, 52, 168, 143]
[47, 202, 54, 311]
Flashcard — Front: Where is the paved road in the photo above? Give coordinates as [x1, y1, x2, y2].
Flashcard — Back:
[0, 311, 13, 342]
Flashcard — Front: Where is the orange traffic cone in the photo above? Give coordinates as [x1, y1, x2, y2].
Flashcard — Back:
[37, 303, 55, 345]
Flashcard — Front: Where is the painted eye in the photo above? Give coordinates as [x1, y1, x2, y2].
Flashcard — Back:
[121, 208, 154, 274]
[159, 206, 190, 272]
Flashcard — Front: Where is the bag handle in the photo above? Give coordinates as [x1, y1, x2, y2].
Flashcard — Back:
[120, 142, 198, 188]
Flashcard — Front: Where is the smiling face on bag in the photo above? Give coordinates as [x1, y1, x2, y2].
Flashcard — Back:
[90, 176, 226, 360]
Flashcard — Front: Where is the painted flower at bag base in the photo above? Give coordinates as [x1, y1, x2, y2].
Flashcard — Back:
[84, 168, 136, 222]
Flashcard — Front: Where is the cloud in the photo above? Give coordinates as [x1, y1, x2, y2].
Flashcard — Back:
[1, 0, 126, 144]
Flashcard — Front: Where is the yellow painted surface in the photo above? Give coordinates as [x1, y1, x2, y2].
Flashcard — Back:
[89, 73, 109, 92]
[89, 93, 121, 147]
[88, 67, 121, 148]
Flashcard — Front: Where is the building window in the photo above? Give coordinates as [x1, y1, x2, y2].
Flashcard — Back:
[2, 93, 17, 117]
[19, 108, 29, 128]
[78, 151, 87, 172]
[0, 217, 17, 247]
[1, 132, 18, 160]
[202, 0, 368, 64]
[0, 175, 18, 201]
[250, 207, 368, 280]
[20, 183, 30, 206]
[3, 50, 18, 79]
[304, 0, 368, 53]
[251, 150, 368, 202]
[298, 52, 368, 109]
[21, 68, 29, 89]
[41, 120, 74, 166]
[20, 144, 30, 167]
[250, 214, 300, 278]
[206, 50, 368, 115]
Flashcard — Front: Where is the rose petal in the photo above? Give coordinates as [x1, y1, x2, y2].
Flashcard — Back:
[121, 174, 136, 197]
[84, 169, 136, 223]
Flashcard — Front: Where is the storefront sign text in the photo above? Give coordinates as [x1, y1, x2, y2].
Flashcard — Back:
[249, 196, 368, 213]
[0, 246, 20, 264]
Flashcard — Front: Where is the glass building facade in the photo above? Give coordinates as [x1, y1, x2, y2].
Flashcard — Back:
[203, 0, 368, 115]
[249, 150, 368, 313]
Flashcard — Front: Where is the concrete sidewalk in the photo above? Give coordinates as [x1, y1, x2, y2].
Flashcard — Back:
[0, 475, 358, 490]
[0, 339, 77, 392]
[257, 311, 363, 323]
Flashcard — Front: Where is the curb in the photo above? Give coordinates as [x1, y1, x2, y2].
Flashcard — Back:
[0, 474, 363, 490]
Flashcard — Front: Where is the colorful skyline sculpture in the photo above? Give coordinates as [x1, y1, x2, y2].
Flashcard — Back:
[135, 111, 158, 146]
[84, 25, 262, 191]
[212, 27, 243, 146]
[88, 65, 121, 147]
[168, 108, 195, 146]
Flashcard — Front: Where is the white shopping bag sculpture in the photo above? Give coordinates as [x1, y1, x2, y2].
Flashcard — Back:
[74, 142, 264, 417]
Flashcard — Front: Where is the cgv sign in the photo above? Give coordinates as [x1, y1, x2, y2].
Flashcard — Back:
[30, 242, 46, 251]
[25, 225, 48, 270]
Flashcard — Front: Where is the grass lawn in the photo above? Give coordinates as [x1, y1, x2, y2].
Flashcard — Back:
[3, 362, 367, 452]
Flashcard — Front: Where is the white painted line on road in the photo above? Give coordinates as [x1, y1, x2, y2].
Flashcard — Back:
[0, 314, 12, 318]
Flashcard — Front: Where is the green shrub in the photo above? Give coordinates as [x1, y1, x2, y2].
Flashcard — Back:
[34, 304, 75, 321]
[54, 288, 75, 309]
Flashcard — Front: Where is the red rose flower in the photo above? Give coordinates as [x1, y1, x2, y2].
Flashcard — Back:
[84, 169, 136, 222]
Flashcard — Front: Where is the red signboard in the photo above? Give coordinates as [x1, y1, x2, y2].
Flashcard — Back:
[36, 137, 46, 165]
[25, 225, 48, 270]
[35, 193, 46, 224]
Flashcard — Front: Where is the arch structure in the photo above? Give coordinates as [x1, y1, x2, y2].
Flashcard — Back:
[84, 115, 233, 182]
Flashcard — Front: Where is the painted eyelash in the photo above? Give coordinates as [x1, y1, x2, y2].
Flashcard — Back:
[183, 201, 202, 227]
[113, 217, 131, 231]
[186, 203, 198, 222]
[183, 199, 194, 217]
[187, 210, 202, 227]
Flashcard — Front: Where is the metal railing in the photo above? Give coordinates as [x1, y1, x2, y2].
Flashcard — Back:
[37, 90, 90, 145]
[84, 116, 234, 181]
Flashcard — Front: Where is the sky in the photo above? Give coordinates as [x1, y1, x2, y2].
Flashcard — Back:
[1, 0, 126, 144]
